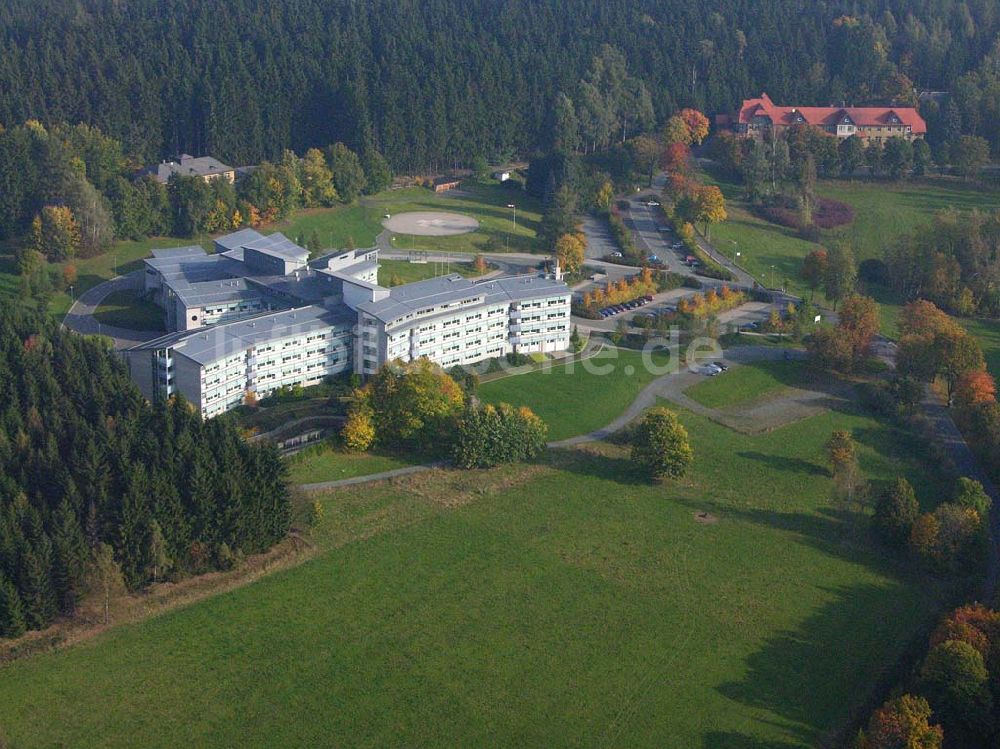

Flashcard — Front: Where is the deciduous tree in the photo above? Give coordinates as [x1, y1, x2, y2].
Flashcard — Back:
[630, 407, 693, 481]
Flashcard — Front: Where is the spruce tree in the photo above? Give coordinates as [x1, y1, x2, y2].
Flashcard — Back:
[0, 572, 26, 638]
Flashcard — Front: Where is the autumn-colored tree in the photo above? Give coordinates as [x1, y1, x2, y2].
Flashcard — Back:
[663, 115, 691, 146]
[910, 513, 940, 558]
[827, 430, 856, 470]
[694, 185, 727, 239]
[473, 254, 488, 274]
[32, 205, 81, 261]
[679, 108, 710, 145]
[660, 142, 692, 177]
[930, 605, 1000, 658]
[955, 370, 997, 410]
[300, 147, 339, 207]
[342, 400, 376, 452]
[862, 694, 942, 749]
[837, 295, 879, 362]
[554, 232, 586, 274]
[900, 300, 962, 338]
[62, 263, 78, 288]
[361, 360, 465, 452]
[800, 249, 828, 300]
[595, 179, 614, 210]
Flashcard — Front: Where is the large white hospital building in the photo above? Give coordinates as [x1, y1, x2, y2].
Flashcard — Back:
[124, 229, 570, 418]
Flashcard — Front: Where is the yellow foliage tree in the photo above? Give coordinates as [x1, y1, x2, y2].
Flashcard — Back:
[342, 403, 376, 452]
[554, 233, 585, 274]
[695, 185, 727, 239]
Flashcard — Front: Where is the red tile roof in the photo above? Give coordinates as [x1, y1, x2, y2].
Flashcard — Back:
[735, 92, 926, 134]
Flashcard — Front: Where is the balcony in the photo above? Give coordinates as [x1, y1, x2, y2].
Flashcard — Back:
[509, 310, 522, 321]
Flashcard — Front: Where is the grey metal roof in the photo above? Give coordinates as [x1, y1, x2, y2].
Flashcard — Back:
[128, 305, 356, 366]
[151, 245, 207, 259]
[356, 273, 569, 324]
[214, 228, 264, 252]
[242, 232, 309, 262]
[145, 253, 247, 287]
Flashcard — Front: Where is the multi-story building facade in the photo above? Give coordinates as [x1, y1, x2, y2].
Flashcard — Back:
[719, 92, 926, 143]
[351, 273, 571, 374]
[125, 229, 571, 418]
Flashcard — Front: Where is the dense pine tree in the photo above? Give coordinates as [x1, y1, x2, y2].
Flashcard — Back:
[0, 307, 291, 637]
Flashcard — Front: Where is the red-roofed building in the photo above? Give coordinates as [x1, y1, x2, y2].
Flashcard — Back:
[719, 92, 926, 143]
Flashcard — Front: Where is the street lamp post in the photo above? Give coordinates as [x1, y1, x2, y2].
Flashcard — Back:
[770, 265, 776, 289]
[729, 240, 739, 263]
[507, 204, 516, 232]
[69, 285, 74, 303]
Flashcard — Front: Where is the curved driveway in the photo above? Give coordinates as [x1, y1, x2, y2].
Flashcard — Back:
[62, 270, 162, 349]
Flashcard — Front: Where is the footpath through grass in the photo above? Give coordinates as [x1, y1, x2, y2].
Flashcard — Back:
[0, 403, 955, 748]
[477, 347, 671, 441]
[685, 359, 813, 410]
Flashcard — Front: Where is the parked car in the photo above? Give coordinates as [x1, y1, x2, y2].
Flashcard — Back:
[696, 364, 723, 376]
[648, 254, 659, 263]
[712, 361, 729, 371]
[672, 242, 683, 250]
[646, 200, 661, 207]
[611, 251, 623, 258]
[644, 295, 654, 302]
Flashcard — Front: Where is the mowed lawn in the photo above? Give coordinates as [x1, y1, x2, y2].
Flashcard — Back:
[477, 347, 672, 441]
[0, 406, 953, 748]
[707, 171, 1000, 337]
[92, 289, 166, 331]
[369, 183, 543, 254]
[685, 359, 814, 410]
[288, 445, 419, 484]
[377, 258, 479, 287]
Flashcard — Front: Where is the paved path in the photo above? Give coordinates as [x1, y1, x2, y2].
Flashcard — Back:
[62, 270, 163, 349]
[549, 346, 808, 447]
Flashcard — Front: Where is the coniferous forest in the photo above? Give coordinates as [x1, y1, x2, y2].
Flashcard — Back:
[1, 0, 999, 173]
[0, 308, 289, 637]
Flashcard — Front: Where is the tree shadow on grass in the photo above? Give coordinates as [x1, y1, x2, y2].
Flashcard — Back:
[545, 445, 649, 486]
[666, 495, 952, 748]
[736, 451, 828, 477]
[702, 731, 805, 749]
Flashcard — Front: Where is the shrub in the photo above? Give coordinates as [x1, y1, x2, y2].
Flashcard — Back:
[341, 402, 375, 451]
[452, 404, 548, 468]
[919, 640, 993, 741]
[872, 478, 919, 546]
[630, 407, 693, 481]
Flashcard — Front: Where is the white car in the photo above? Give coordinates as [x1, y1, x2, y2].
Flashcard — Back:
[646, 200, 661, 207]
[696, 364, 723, 376]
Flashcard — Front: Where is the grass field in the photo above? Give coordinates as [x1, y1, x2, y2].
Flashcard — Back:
[706, 170, 1000, 337]
[271, 203, 382, 250]
[685, 359, 813, 410]
[0, 402, 955, 748]
[288, 444, 419, 484]
[962, 317, 1000, 378]
[477, 347, 671, 441]
[92, 289, 166, 331]
[377, 258, 478, 287]
[369, 183, 542, 254]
